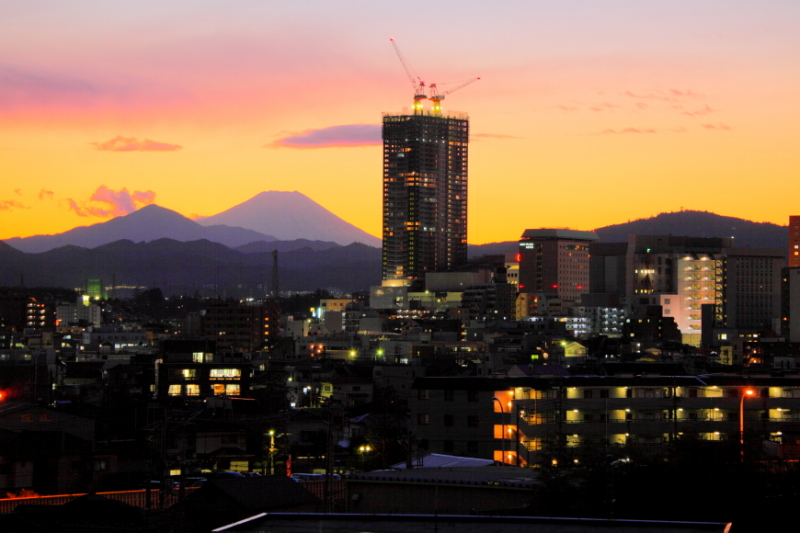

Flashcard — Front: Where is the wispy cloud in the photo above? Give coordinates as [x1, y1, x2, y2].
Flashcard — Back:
[38, 189, 54, 201]
[67, 185, 156, 218]
[557, 105, 579, 112]
[0, 200, 27, 211]
[66, 198, 88, 217]
[13, 189, 22, 196]
[702, 123, 732, 131]
[269, 124, 381, 149]
[0, 65, 110, 109]
[471, 133, 522, 141]
[588, 102, 621, 112]
[682, 105, 714, 118]
[91, 136, 182, 152]
[600, 127, 657, 135]
[623, 89, 701, 102]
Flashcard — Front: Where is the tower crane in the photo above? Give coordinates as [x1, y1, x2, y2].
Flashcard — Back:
[429, 78, 480, 115]
[390, 38, 480, 115]
[390, 38, 427, 114]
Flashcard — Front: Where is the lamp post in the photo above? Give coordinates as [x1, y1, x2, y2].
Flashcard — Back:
[492, 397, 506, 464]
[268, 429, 276, 475]
[739, 388, 755, 462]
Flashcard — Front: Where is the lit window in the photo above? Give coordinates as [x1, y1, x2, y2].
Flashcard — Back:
[210, 368, 241, 379]
[168, 384, 181, 396]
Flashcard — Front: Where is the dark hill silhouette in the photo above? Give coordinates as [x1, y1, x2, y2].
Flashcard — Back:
[0, 238, 380, 295]
[235, 239, 340, 254]
[595, 210, 787, 248]
[3, 205, 277, 253]
[467, 211, 788, 257]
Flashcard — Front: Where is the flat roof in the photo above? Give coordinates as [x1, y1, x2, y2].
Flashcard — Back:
[520, 229, 599, 241]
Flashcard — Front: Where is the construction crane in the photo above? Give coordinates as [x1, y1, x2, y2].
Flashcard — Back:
[429, 78, 480, 115]
[389, 38, 479, 115]
[390, 38, 427, 114]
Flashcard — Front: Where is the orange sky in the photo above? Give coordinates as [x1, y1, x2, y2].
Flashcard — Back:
[2, 1, 799, 245]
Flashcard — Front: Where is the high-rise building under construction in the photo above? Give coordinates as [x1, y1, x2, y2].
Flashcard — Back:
[381, 111, 469, 288]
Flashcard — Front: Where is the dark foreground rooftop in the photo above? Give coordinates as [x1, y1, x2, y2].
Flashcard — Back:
[213, 512, 731, 533]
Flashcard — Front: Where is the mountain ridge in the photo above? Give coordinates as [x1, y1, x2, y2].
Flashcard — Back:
[196, 190, 381, 247]
[3, 204, 278, 254]
[467, 210, 788, 257]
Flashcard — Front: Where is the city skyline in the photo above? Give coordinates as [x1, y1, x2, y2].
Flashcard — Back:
[2, 1, 799, 245]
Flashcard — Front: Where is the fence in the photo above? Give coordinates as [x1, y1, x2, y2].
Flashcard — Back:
[0, 488, 197, 514]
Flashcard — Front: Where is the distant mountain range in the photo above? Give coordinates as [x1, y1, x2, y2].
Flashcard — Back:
[468, 210, 788, 257]
[0, 208, 788, 295]
[2, 191, 379, 254]
[3, 205, 277, 254]
[196, 191, 381, 247]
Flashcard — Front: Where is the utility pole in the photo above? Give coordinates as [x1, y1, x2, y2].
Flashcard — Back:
[324, 401, 343, 512]
[272, 250, 279, 300]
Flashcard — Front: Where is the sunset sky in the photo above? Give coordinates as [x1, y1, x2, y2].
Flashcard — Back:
[2, 1, 799, 245]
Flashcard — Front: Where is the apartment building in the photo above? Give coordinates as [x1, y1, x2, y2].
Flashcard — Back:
[410, 375, 800, 465]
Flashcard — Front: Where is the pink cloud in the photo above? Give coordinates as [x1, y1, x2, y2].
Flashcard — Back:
[66, 198, 88, 217]
[38, 189, 54, 201]
[0, 200, 26, 211]
[702, 123, 732, 131]
[91, 136, 182, 152]
[67, 186, 156, 218]
[269, 124, 381, 149]
[636, 102, 649, 110]
[557, 105, 579, 112]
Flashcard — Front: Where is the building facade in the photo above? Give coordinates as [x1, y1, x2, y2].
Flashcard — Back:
[202, 302, 280, 352]
[381, 112, 469, 287]
[782, 268, 800, 343]
[410, 375, 800, 466]
[518, 229, 598, 306]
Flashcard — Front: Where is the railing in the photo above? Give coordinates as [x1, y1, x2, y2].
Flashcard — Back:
[0, 488, 197, 514]
[298, 480, 346, 502]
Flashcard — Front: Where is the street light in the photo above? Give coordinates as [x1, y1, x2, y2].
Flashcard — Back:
[358, 444, 372, 471]
[492, 397, 506, 464]
[268, 429, 276, 475]
[739, 388, 755, 462]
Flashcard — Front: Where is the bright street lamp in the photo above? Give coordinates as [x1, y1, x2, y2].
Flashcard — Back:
[358, 444, 372, 470]
[739, 388, 755, 461]
[268, 429, 277, 475]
